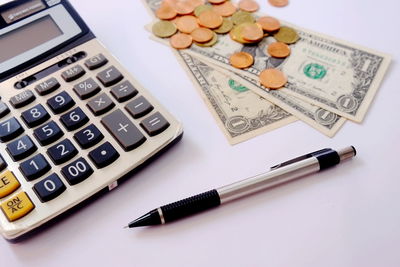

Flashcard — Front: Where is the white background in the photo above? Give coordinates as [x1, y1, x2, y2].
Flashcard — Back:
[1, 0, 400, 266]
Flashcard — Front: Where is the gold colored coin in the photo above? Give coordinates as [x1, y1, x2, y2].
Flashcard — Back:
[229, 23, 255, 44]
[238, 0, 259, 12]
[259, 69, 287, 89]
[267, 42, 291, 58]
[241, 23, 263, 42]
[214, 18, 234, 34]
[176, 15, 199, 33]
[174, 1, 195, 15]
[170, 33, 193, 49]
[268, 0, 289, 7]
[230, 52, 254, 69]
[156, 3, 177, 20]
[257, 16, 280, 32]
[152, 20, 178, 38]
[212, 1, 237, 17]
[191, 27, 214, 43]
[194, 4, 213, 17]
[208, 0, 226, 4]
[231, 11, 255, 25]
[273, 26, 299, 44]
[195, 32, 218, 47]
[198, 10, 223, 29]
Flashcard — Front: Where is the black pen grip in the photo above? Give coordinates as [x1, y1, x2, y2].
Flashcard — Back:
[161, 189, 221, 223]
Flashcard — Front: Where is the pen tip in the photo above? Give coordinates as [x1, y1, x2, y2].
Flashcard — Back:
[123, 225, 129, 229]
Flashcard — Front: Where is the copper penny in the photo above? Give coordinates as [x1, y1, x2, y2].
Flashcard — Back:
[170, 33, 193, 49]
[190, 27, 214, 43]
[212, 1, 237, 17]
[238, 0, 259, 12]
[208, 0, 226, 4]
[230, 52, 254, 69]
[257, 16, 280, 32]
[241, 23, 264, 42]
[156, 3, 178, 20]
[174, 1, 195, 15]
[259, 69, 287, 89]
[176, 15, 199, 33]
[267, 42, 291, 58]
[268, 0, 289, 7]
[188, 0, 205, 8]
[198, 10, 223, 29]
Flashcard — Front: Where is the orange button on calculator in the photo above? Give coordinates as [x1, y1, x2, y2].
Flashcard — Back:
[0, 171, 20, 199]
[1, 192, 35, 222]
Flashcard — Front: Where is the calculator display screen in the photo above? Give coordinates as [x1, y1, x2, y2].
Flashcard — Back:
[0, 15, 62, 64]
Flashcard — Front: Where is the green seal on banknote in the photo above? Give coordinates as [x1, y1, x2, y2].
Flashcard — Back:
[303, 63, 327, 80]
[229, 79, 249, 92]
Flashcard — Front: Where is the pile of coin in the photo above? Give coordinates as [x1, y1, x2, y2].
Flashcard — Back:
[151, 0, 299, 89]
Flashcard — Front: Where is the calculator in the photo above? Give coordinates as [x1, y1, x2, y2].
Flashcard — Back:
[0, 0, 183, 241]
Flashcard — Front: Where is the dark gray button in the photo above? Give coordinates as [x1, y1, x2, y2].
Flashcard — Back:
[87, 93, 115, 116]
[110, 81, 138, 102]
[101, 109, 146, 151]
[0, 101, 10, 118]
[96, 66, 123, 87]
[0, 154, 7, 172]
[125, 96, 154, 119]
[84, 54, 108, 70]
[73, 78, 101, 99]
[140, 112, 170, 136]
[35, 78, 60, 95]
[61, 65, 86, 82]
[10, 90, 35, 108]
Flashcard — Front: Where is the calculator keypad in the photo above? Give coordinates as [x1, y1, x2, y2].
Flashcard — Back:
[7, 135, 37, 161]
[21, 104, 50, 128]
[0, 40, 181, 236]
[0, 117, 24, 142]
[60, 107, 89, 131]
[20, 154, 51, 181]
[47, 91, 75, 114]
[47, 139, 78, 165]
[33, 173, 66, 202]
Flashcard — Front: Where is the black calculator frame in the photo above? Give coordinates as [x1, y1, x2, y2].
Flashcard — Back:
[0, 0, 95, 83]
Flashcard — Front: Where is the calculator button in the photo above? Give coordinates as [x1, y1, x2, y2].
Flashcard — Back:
[0, 117, 24, 142]
[87, 93, 115, 116]
[61, 65, 86, 82]
[33, 121, 64, 146]
[73, 78, 101, 100]
[0, 154, 7, 173]
[47, 139, 78, 165]
[89, 142, 120, 168]
[60, 107, 89, 131]
[61, 157, 93, 185]
[84, 54, 108, 70]
[0, 101, 10, 118]
[34, 77, 60, 95]
[0, 191, 35, 222]
[74, 124, 104, 149]
[0, 171, 20, 199]
[33, 173, 66, 202]
[9, 90, 36, 108]
[125, 96, 154, 119]
[47, 91, 75, 114]
[20, 154, 51, 181]
[21, 104, 50, 128]
[101, 109, 146, 151]
[110, 81, 138, 102]
[7, 135, 37, 161]
[140, 112, 170, 136]
[97, 66, 123, 87]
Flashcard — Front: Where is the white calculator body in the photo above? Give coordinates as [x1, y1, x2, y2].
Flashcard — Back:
[0, 0, 183, 241]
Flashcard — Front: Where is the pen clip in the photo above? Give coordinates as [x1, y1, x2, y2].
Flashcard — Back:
[270, 148, 332, 170]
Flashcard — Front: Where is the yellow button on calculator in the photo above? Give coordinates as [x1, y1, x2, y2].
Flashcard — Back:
[1, 192, 35, 222]
[0, 171, 20, 199]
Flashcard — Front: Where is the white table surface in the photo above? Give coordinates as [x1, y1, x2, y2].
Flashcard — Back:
[1, 0, 400, 266]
